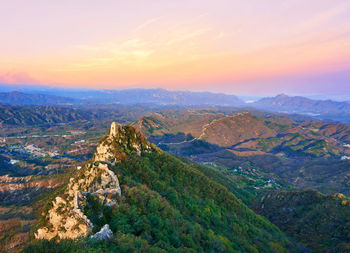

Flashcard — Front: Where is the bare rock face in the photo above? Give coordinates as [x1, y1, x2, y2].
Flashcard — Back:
[109, 122, 120, 137]
[35, 122, 156, 240]
[35, 161, 119, 240]
[90, 224, 113, 240]
[36, 195, 91, 240]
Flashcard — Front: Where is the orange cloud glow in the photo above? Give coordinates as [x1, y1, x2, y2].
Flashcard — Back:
[0, 0, 349, 93]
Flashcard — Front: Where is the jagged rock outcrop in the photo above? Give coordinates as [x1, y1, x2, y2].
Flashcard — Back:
[90, 224, 113, 240]
[35, 122, 156, 240]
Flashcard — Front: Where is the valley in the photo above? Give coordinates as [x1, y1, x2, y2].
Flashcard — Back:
[2, 1, 350, 251]
[0, 104, 350, 252]
[134, 110, 350, 195]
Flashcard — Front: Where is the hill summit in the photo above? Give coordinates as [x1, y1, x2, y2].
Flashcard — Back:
[35, 122, 156, 240]
[31, 122, 294, 252]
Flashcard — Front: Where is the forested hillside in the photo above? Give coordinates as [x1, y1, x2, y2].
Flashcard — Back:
[24, 123, 296, 252]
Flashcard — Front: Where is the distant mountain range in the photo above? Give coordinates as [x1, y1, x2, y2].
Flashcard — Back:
[252, 93, 350, 115]
[1, 87, 350, 123]
[0, 91, 78, 105]
[0, 104, 160, 127]
[0, 88, 244, 106]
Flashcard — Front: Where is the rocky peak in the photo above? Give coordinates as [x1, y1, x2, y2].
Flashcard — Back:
[109, 121, 121, 137]
[35, 122, 157, 241]
[94, 122, 154, 163]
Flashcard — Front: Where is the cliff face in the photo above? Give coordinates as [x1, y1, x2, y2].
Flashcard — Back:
[35, 122, 156, 240]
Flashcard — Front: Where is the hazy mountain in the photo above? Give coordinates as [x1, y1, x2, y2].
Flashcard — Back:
[2, 86, 350, 120]
[0, 104, 91, 126]
[78, 88, 244, 106]
[0, 91, 79, 105]
[253, 93, 350, 115]
[0, 104, 165, 127]
[0, 86, 245, 106]
[2, 86, 350, 124]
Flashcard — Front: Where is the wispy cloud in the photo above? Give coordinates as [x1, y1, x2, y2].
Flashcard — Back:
[291, 2, 350, 34]
[1, 0, 350, 93]
[134, 17, 162, 32]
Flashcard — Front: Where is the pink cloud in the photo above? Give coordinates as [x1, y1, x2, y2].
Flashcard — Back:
[0, 71, 40, 84]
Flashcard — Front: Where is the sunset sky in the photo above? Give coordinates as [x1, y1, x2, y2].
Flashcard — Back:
[0, 0, 349, 96]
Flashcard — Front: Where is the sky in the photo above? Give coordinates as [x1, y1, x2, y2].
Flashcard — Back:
[0, 0, 349, 97]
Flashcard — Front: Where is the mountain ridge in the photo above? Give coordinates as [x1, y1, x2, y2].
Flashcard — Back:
[29, 121, 296, 252]
[0, 88, 245, 106]
[1, 88, 350, 123]
[253, 93, 350, 115]
[0, 91, 79, 105]
[35, 122, 156, 240]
